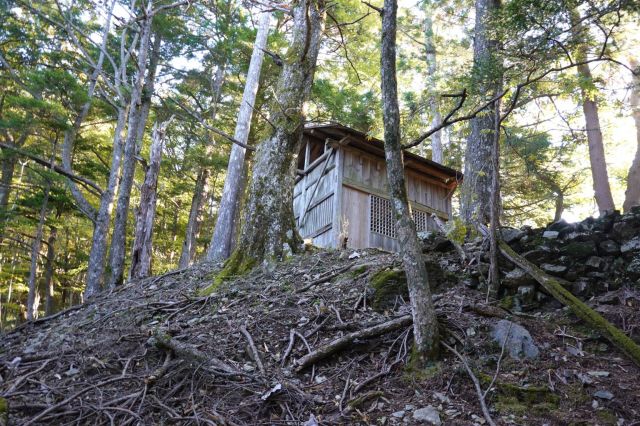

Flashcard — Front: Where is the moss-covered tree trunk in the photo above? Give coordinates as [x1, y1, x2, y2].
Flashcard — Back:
[220, 0, 326, 278]
[381, 0, 439, 362]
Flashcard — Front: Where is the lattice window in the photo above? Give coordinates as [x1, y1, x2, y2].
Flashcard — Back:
[370, 194, 430, 238]
[413, 209, 429, 233]
[370, 195, 396, 238]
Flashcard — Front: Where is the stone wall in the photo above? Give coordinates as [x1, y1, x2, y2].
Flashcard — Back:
[434, 208, 640, 311]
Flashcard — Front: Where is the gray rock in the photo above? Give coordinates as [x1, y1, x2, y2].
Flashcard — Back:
[543, 230, 559, 239]
[599, 240, 620, 255]
[501, 228, 525, 244]
[503, 268, 536, 288]
[517, 285, 536, 305]
[572, 280, 592, 296]
[391, 410, 406, 418]
[621, 237, 640, 253]
[559, 240, 597, 258]
[412, 406, 441, 425]
[585, 256, 605, 271]
[613, 220, 639, 240]
[626, 257, 640, 279]
[492, 320, 539, 360]
[540, 263, 568, 275]
[593, 390, 614, 400]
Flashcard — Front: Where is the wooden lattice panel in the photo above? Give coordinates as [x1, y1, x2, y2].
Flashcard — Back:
[370, 194, 430, 238]
[370, 195, 396, 238]
[413, 209, 429, 233]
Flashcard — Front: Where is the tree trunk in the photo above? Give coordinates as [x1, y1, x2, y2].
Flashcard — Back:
[423, 2, 443, 163]
[84, 106, 127, 298]
[60, 0, 116, 223]
[44, 226, 57, 316]
[107, 18, 158, 288]
[208, 11, 271, 262]
[129, 120, 169, 279]
[0, 131, 29, 238]
[460, 0, 502, 224]
[570, 9, 615, 214]
[623, 59, 640, 212]
[380, 0, 439, 362]
[179, 63, 226, 268]
[218, 0, 325, 279]
[26, 184, 50, 321]
[0, 152, 17, 222]
[179, 166, 210, 268]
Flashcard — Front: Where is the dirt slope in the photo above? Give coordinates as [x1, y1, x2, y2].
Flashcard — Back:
[1, 246, 639, 425]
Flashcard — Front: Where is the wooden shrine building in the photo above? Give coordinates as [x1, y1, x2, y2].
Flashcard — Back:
[293, 124, 462, 252]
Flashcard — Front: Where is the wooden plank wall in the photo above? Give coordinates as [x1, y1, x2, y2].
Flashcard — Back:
[339, 146, 453, 252]
[293, 149, 337, 247]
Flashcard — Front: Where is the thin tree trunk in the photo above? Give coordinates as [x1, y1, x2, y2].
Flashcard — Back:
[487, 97, 502, 299]
[208, 11, 271, 262]
[179, 64, 226, 268]
[0, 152, 17, 221]
[44, 226, 57, 316]
[61, 0, 116, 222]
[129, 119, 169, 279]
[220, 0, 325, 277]
[0, 131, 29, 238]
[460, 0, 502, 224]
[380, 0, 439, 362]
[84, 106, 127, 297]
[623, 59, 640, 212]
[107, 16, 158, 288]
[26, 184, 50, 321]
[570, 9, 615, 214]
[423, 2, 443, 163]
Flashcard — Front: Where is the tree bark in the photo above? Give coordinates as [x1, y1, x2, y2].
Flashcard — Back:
[220, 0, 325, 277]
[129, 119, 169, 279]
[44, 226, 57, 316]
[208, 11, 271, 262]
[60, 0, 116, 223]
[107, 16, 158, 289]
[179, 63, 226, 268]
[179, 166, 210, 268]
[380, 0, 439, 362]
[570, 9, 615, 215]
[0, 131, 29, 238]
[84, 106, 127, 298]
[460, 0, 502, 224]
[623, 59, 640, 212]
[26, 184, 50, 321]
[423, 2, 443, 163]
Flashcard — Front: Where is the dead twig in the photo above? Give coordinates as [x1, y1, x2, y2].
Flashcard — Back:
[443, 342, 497, 426]
[295, 263, 354, 293]
[240, 325, 266, 375]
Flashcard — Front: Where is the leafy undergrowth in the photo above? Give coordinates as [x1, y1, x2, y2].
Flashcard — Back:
[1, 248, 639, 425]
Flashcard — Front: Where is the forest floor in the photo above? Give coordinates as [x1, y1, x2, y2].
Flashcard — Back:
[1, 245, 640, 425]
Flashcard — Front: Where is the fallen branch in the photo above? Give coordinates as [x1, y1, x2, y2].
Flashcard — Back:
[492, 236, 640, 367]
[295, 263, 355, 293]
[240, 325, 266, 375]
[24, 376, 136, 425]
[148, 330, 240, 375]
[443, 342, 497, 426]
[295, 315, 412, 371]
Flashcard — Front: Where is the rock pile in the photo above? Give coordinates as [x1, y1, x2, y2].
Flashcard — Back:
[443, 208, 640, 310]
